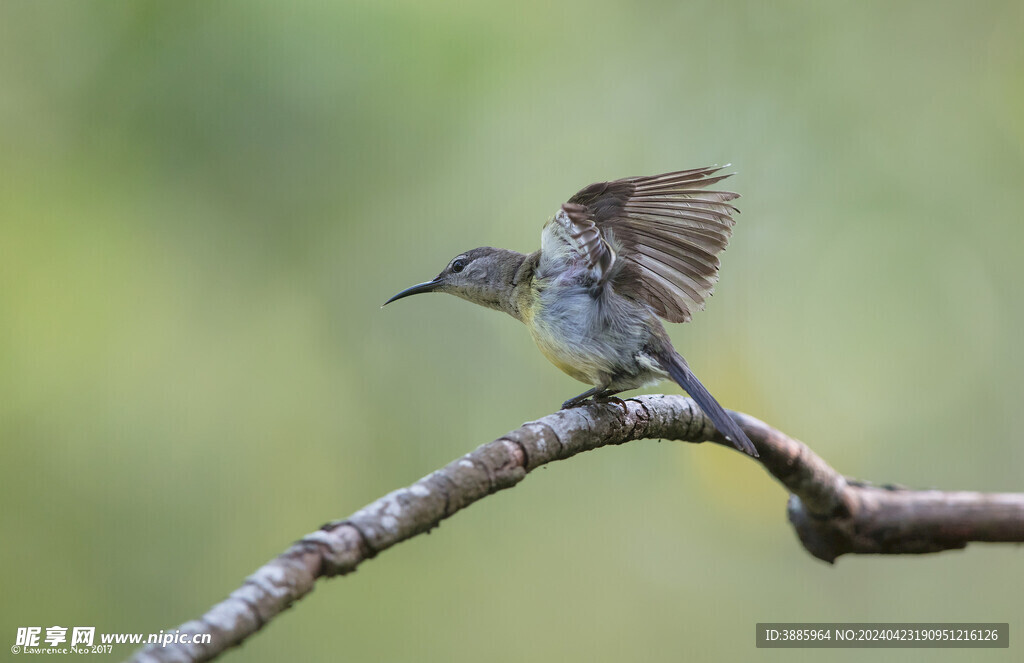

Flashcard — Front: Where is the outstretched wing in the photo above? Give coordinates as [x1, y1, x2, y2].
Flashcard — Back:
[553, 165, 739, 323]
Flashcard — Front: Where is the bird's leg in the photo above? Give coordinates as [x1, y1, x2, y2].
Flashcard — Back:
[586, 388, 628, 413]
[561, 387, 603, 409]
[594, 390, 627, 408]
[561, 382, 613, 409]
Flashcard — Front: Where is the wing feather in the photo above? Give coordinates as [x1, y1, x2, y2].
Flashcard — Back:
[559, 165, 740, 323]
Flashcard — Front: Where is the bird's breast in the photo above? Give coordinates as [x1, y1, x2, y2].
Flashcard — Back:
[524, 277, 650, 385]
[529, 321, 600, 383]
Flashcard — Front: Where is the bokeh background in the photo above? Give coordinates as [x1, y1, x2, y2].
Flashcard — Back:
[2, 1, 1023, 661]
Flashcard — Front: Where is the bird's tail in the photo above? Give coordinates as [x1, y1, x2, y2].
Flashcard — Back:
[658, 351, 758, 457]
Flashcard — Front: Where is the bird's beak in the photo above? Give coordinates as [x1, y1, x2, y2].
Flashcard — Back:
[383, 279, 443, 306]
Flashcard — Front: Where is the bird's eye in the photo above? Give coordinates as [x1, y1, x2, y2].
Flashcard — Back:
[451, 259, 466, 273]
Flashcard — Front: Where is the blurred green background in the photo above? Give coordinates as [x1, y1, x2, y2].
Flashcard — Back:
[2, 1, 1022, 661]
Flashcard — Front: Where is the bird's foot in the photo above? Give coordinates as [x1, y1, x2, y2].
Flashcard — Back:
[561, 397, 587, 410]
[560, 392, 626, 410]
[598, 396, 628, 410]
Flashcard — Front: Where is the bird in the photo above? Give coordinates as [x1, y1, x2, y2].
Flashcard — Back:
[383, 165, 758, 457]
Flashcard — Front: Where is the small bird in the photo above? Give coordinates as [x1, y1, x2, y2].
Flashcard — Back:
[384, 166, 757, 456]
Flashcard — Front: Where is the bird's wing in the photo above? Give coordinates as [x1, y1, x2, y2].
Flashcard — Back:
[553, 165, 739, 323]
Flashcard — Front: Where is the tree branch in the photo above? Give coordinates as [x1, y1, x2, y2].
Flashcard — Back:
[126, 395, 1024, 663]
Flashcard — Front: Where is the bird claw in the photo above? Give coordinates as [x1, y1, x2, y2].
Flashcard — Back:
[601, 396, 628, 410]
[560, 395, 626, 410]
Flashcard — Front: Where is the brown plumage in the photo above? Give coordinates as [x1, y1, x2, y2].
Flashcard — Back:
[559, 165, 738, 323]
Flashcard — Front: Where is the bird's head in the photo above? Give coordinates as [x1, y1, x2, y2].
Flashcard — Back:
[383, 247, 525, 314]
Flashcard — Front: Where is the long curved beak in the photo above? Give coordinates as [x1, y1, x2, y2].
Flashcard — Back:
[383, 279, 442, 306]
